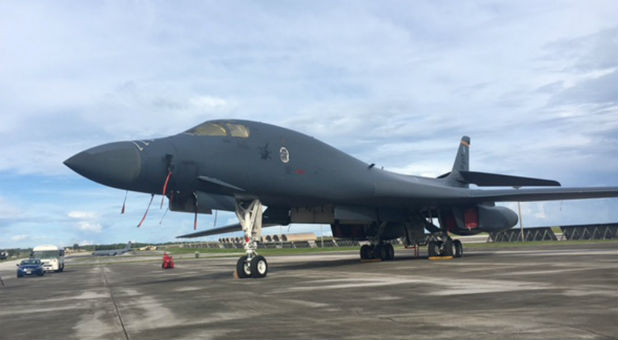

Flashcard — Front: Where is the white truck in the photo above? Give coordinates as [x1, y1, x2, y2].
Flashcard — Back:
[32, 245, 65, 272]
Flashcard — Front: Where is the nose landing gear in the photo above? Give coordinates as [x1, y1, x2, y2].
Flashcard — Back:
[234, 200, 269, 279]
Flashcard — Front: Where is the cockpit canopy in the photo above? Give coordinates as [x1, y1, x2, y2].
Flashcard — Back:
[184, 121, 250, 138]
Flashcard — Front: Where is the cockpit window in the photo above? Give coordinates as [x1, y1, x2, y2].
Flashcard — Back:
[225, 123, 250, 138]
[185, 122, 227, 136]
[185, 121, 250, 138]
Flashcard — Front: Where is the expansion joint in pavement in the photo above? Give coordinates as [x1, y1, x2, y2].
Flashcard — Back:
[101, 266, 131, 340]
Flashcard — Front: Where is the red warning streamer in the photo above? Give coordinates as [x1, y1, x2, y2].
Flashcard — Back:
[121, 191, 128, 214]
[137, 194, 155, 228]
[193, 192, 199, 230]
[160, 171, 172, 209]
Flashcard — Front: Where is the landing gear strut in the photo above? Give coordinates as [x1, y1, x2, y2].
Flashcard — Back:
[235, 200, 268, 278]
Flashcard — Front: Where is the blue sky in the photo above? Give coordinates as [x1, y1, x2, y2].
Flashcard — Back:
[1, 1, 616, 249]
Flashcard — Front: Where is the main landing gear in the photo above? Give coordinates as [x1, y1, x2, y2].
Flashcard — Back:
[427, 235, 463, 258]
[234, 200, 268, 279]
[360, 243, 395, 261]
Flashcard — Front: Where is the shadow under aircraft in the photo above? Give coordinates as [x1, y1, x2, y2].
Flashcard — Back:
[64, 120, 618, 278]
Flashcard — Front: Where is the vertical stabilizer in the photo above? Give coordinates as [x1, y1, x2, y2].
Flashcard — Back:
[452, 136, 470, 172]
[445, 136, 470, 187]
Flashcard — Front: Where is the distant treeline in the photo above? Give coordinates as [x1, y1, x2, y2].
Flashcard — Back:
[1, 248, 32, 258]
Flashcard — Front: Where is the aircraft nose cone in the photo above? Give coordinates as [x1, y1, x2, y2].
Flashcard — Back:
[64, 142, 141, 188]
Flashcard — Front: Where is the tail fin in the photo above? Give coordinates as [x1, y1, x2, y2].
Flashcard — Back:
[444, 136, 470, 187]
[452, 136, 470, 172]
[443, 136, 561, 188]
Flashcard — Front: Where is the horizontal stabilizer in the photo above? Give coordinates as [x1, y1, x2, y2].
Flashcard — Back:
[459, 171, 560, 187]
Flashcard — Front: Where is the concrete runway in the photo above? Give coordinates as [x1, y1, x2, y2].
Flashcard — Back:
[0, 243, 616, 340]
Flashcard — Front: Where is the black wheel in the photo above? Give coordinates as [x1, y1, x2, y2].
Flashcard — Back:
[442, 239, 454, 256]
[385, 243, 395, 261]
[428, 241, 439, 257]
[360, 244, 373, 259]
[236, 256, 251, 278]
[453, 240, 463, 258]
[374, 244, 387, 260]
[250, 255, 268, 278]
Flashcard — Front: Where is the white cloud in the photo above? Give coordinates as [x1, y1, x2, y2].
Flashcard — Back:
[189, 96, 232, 112]
[0, 197, 22, 218]
[68, 211, 98, 219]
[77, 221, 103, 233]
[11, 234, 30, 241]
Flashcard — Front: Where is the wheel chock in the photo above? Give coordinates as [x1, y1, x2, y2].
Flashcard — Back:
[233, 270, 239, 279]
[428, 256, 454, 261]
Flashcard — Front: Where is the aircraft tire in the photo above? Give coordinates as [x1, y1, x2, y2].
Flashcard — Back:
[250, 255, 268, 278]
[374, 244, 387, 260]
[385, 243, 395, 260]
[442, 239, 454, 257]
[427, 241, 438, 257]
[453, 240, 463, 258]
[360, 245, 372, 259]
[236, 256, 251, 278]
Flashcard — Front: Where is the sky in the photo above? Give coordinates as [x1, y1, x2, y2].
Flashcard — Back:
[0, 1, 616, 249]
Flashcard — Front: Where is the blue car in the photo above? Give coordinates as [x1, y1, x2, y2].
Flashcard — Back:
[16, 258, 45, 278]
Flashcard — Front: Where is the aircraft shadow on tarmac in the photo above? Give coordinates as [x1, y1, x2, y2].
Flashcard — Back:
[121, 252, 490, 285]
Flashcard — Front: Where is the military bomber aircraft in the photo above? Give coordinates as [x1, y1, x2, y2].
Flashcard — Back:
[64, 120, 618, 278]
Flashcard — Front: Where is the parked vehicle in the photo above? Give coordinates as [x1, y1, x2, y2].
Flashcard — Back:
[16, 258, 45, 278]
[31, 245, 64, 272]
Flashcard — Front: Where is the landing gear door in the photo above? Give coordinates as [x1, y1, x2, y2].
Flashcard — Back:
[404, 222, 426, 246]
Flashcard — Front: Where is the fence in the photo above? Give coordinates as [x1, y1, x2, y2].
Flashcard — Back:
[560, 223, 618, 240]
[489, 227, 557, 242]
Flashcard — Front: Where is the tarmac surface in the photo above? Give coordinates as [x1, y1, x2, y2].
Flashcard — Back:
[0, 242, 617, 340]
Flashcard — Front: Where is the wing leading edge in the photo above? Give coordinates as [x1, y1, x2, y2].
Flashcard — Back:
[177, 223, 280, 239]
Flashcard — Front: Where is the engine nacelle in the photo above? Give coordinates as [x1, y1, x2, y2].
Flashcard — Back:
[440, 205, 518, 235]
